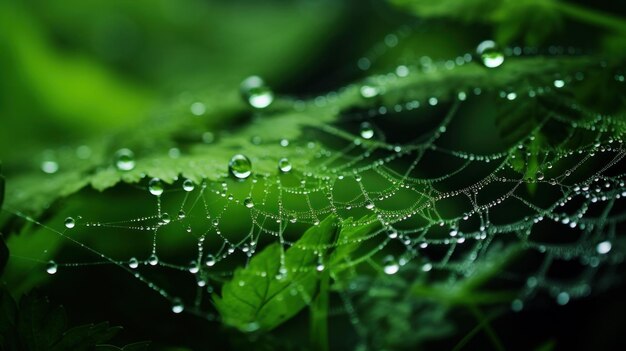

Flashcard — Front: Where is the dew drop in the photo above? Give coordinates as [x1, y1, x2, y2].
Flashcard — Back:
[511, 299, 524, 312]
[365, 201, 375, 210]
[387, 228, 398, 239]
[64, 217, 75, 229]
[190, 102, 206, 116]
[229, 154, 252, 179]
[556, 292, 570, 305]
[244, 198, 254, 208]
[360, 122, 374, 139]
[536, 171, 545, 181]
[596, 240, 612, 254]
[178, 210, 186, 219]
[160, 213, 171, 225]
[148, 254, 159, 266]
[114, 148, 135, 171]
[383, 256, 399, 275]
[476, 40, 504, 68]
[205, 254, 216, 267]
[240, 76, 274, 109]
[182, 179, 195, 192]
[129, 257, 139, 269]
[148, 178, 164, 196]
[171, 298, 184, 314]
[41, 160, 59, 174]
[46, 260, 58, 274]
[278, 158, 292, 173]
[188, 261, 200, 274]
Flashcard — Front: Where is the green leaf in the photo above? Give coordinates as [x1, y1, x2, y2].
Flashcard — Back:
[214, 215, 380, 333]
[214, 215, 339, 332]
[17, 293, 68, 351]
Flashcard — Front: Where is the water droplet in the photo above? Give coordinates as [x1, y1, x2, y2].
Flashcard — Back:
[365, 201, 375, 210]
[188, 261, 200, 274]
[596, 240, 612, 254]
[190, 102, 206, 116]
[278, 158, 292, 173]
[553, 79, 565, 88]
[536, 171, 544, 181]
[182, 179, 195, 192]
[148, 254, 159, 266]
[244, 198, 254, 208]
[556, 292, 570, 305]
[383, 256, 399, 275]
[178, 210, 186, 219]
[229, 154, 252, 179]
[46, 260, 58, 274]
[316, 263, 325, 272]
[476, 40, 504, 68]
[387, 228, 398, 239]
[148, 178, 164, 196]
[41, 160, 59, 174]
[114, 148, 135, 171]
[360, 122, 374, 139]
[240, 76, 274, 109]
[205, 254, 216, 267]
[511, 299, 524, 312]
[360, 85, 379, 98]
[129, 257, 139, 269]
[64, 217, 75, 229]
[421, 263, 433, 272]
[171, 298, 184, 313]
[160, 213, 171, 225]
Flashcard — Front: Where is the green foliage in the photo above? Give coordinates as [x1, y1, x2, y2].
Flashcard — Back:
[0, 289, 147, 351]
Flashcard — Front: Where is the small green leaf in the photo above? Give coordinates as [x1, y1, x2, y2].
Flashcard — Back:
[214, 215, 339, 332]
[214, 215, 381, 332]
[49, 322, 121, 351]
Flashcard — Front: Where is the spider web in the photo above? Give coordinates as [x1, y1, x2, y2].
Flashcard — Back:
[5, 32, 626, 348]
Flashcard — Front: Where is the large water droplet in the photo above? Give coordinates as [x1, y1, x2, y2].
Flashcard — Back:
[46, 260, 58, 274]
[360, 122, 374, 139]
[114, 148, 135, 171]
[383, 256, 399, 275]
[229, 154, 252, 179]
[476, 40, 504, 68]
[148, 178, 164, 196]
[278, 158, 292, 173]
[171, 298, 184, 314]
[182, 179, 195, 192]
[64, 217, 75, 229]
[240, 76, 274, 109]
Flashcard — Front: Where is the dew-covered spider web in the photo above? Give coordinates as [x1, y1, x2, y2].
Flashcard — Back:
[4, 31, 626, 348]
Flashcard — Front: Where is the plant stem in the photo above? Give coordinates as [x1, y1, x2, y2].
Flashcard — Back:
[310, 271, 330, 351]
